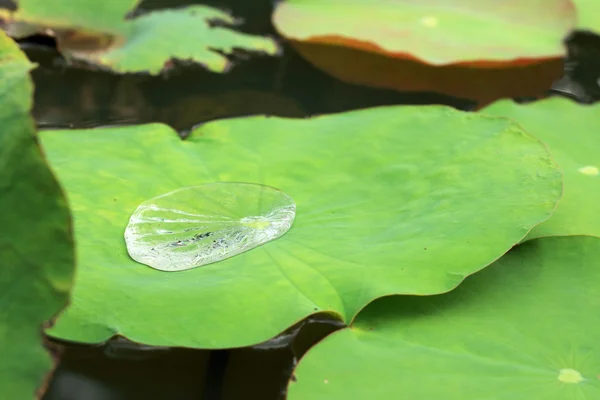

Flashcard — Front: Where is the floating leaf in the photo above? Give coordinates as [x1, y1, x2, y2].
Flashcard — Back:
[287, 236, 600, 400]
[10, 0, 139, 33]
[2, 2, 278, 74]
[124, 183, 296, 272]
[573, 0, 600, 32]
[74, 6, 278, 74]
[0, 31, 75, 398]
[40, 106, 561, 348]
[482, 97, 600, 239]
[272, 0, 574, 104]
[273, 0, 574, 64]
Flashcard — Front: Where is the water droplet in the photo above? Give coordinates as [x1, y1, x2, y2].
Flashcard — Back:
[558, 368, 584, 384]
[578, 165, 599, 176]
[124, 183, 296, 271]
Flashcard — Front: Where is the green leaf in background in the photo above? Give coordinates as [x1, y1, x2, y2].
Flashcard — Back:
[88, 6, 278, 74]
[482, 97, 600, 240]
[287, 236, 600, 400]
[40, 106, 561, 348]
[0, 31, 74, 398]
[573, 0, 600, 33]
[10, 0, 140, 33]
[273, 0, 574, 64]
[2, 2, 277, 74]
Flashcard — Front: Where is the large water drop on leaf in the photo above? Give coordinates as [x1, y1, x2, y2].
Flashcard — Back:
[124, 183, 296, 271]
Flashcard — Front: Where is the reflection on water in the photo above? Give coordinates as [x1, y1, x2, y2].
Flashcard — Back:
[43, 339, 210, 400]
[25, 30, 600, 136]
[27, 37, 477, 134]
[23, 0, 478, 135]
[43, 314, 344, 400]
[11, 0, 600, 136]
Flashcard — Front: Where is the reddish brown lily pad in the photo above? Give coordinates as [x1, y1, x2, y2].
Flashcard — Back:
[273, 0, 575, 104]
[290, 41, 564, 105]
[273, 0, 575, 65]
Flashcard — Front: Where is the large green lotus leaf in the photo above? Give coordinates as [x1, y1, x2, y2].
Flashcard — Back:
[40, 106, 561, 348]
[573, 0, 600, 32]
[482, 97, 600, 240]
[0, 32, 74, 398]
[4, 2, 277, 74]
[272, 0, 574, 64]
[287, 236, 600, 400]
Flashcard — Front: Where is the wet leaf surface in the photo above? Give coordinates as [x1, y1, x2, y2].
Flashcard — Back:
[124, 183, 296, 271]
[39, 106, 560, 348]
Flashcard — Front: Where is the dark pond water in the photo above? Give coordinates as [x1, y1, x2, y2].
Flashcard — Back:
[15, 0, 600, 398]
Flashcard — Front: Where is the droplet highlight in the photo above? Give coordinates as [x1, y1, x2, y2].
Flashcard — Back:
[124, 183, 296, 271]
[558, 368, 584, 384]
[578, 165, 599, 176]
[420, 16, 438, 28]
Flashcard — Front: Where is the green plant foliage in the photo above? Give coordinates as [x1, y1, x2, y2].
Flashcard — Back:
[272, 0, 575, 64]
[90, 6, 278, 74]
[3, 2, 277, 74]
[0, 31, 75, 398]
[287, 236, 600, 400]
[40, 106, 561, 349]
[573, 0, 600, 32]
[11, 0, 140, 33]
[482, 97, 600, 240]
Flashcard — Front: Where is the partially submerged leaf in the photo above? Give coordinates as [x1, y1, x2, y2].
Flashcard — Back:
[482, 97, 600, 239]
[40, 106, 561, 348]
[287, 236, 600, 400]
[124, 183, 296, 272]
[0, 31, 75, 398]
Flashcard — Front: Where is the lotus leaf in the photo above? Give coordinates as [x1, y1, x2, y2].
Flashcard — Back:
[287, 236, 600, 400]
[0, 31, 74, 398]
[40, 106, 561, 348]
[482, 97, 600, 239]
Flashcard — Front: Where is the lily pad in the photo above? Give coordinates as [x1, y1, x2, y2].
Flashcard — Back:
[482, 97, 600, 239]
[273, 0, 574, 65]
[76, 6, 278, 75]
[40, 106, 561, 348]
[2, 2, 278, 74]
[10, 0, 139, 33]
[573, 0, 600, 33]
[272, 0, 571, 104]
[0, 31, 74, 398]
[287, 236, 600, 400]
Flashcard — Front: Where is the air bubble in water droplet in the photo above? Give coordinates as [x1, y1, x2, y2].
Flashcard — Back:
[124, 183, 296, 271]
